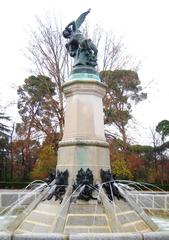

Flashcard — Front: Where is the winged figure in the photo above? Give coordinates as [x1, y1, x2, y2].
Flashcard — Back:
[63, 9, 98, 68]
[63, 9, 91, 39]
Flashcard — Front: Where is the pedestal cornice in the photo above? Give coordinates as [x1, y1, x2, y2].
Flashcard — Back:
[59, 139, 109, 148]
[62, 80, 107, 98]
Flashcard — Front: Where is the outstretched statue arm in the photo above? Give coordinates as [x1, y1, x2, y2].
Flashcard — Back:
[75, 8, 91, 29]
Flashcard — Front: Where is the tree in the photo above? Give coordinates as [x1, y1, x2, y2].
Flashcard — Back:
[127, 153, 144, 181]
[17, 75, 59, 143]
[155, 120, 169, 184]
[97, 31, 138, 71]
[0, 111, 10, 137]
[156, 120, 169, 142]
[101, 70, 147, 161]
[108, 137, 145, 181]
[149, 128, 161, 171]
[16, 75, 60, 179]
[31, 143, 57, 179]
[129, 144, 154, 182]
[0, 109, 10, 180]
[0, 136, 10, 180]
[10, 138, 40, 180]
[26, 18, 69, 136]
[129, 140, 169, 184]
[113, 158, 133, 180]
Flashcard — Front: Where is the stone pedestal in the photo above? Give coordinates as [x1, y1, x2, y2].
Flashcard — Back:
[57, 71, 110, 182]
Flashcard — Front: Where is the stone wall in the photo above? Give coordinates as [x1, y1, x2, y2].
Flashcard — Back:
[128, 192, 169, 211]
[0, 191, 37, 208]
[1, 191, 169, 210]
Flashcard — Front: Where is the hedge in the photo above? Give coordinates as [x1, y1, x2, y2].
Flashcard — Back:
[0, 181, 30, 189]
[153, 184, 169, 191]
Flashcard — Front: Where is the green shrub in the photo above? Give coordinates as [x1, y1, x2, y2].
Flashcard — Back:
[0, 181, 30, 189]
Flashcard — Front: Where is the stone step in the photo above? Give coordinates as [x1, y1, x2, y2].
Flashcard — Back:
[15, 220, 51, 233]
[64, 225, 111, 234]
[114, 200, 152, 232]
[69, 203, 104, 214]
[15, 202, 59, 233]
[114, 199, 133, 213]
[33, 209, 56, 216]
[73, 200, 99, 205]
[26, 211, 55, 225]
[113, 198, 153, 232]
[65, 214, 108, 226]
[116, 210, 134, 216]
[63, 200, 111, 233]
[14, 229, 32, 234]
[23, 219, 51, 227]
[117, 211, 141, 225]
[35, 201, 59, 212]
[122, 220, 151, 232]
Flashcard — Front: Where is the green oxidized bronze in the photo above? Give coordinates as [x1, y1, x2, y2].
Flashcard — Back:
[63, 9, 98, 68]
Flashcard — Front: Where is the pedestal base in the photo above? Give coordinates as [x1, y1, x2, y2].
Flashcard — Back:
[57, 140, 110, 183]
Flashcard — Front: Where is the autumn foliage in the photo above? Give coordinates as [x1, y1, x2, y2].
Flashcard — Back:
[31, 144, 57, 180]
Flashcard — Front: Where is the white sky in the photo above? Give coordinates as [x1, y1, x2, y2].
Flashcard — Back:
[0, 0, 169, 145]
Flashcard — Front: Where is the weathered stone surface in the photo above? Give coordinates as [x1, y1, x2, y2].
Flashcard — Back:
[117, 212, 140, 224]
[12, 232, 169, 240]
[19, 194, 36, 205]
[31, 225, 51, 233]
[57, 80, 110, 182]
[69, 233, 143, 239]
[62, 81, 106, 141]
[26, 212, 54, 225]
[70, 232, 169, 239]
[66, 215, 107, 226]
[143, 232, 169, 240]
[129, 194, 137, 202]
[1, 194, 18, 207]
[115, 199, 133, 213]
[35, 201, 59, 212]
[57, 144, 110, 182]
[0, 194, 2, 207]
[138, 195, 153, 209]
[65, 227, 110, 234]
[0, 232, 11, 240]
[18, 222, 36, 232]
[140, 211, 159, 231]
[13, 233, 65, 240]
[63, 199, 111, 234]
[167, 196, 169, 209]
[128, 193, 169, 211]
[122, 221, 149, 232]
[69, 204, 104, 214]
[154, 196, 165, 209]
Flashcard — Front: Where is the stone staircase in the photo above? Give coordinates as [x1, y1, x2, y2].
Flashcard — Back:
[15, 199, 60, 234]
[64, 200, 111, 234]
[14, 190, 158, 234]
[114, 198, 153, 232]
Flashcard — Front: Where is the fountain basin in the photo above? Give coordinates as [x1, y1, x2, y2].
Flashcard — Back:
[1, 232, 169, 240]
[1, 187, 169, 239]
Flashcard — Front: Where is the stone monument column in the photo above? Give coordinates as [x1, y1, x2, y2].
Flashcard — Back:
[57, 67, 110, 182]
[57, 9, 110, 183]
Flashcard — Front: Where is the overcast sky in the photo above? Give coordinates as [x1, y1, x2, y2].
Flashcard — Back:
[0, 0, 169, 145]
